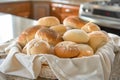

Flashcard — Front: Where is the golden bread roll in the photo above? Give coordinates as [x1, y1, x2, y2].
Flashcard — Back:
[54, 41, 79, 58]
[37, 16, 60, 27]
[63, 16, 86, 29]
[88, 31, 109, 52]
[81, 22, 101, 33]
[22, 39, 50, 55]
[76, 44, 94, 57]
[35, 28, 63, 46]
[63, 29, 89, 43]
[50, 24, 67, 36]
[17, 25, 44, 48]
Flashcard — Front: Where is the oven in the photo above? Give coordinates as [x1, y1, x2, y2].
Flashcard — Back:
[79, 0, 120, 36]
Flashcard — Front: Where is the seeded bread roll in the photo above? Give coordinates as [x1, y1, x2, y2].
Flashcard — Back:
[35, 28, 63, 46]
[17, 25, 44, 48]
[88, 31, 109, 52]
[37, 16, 60, 27]
[22, 39, 50, 55]
[63, 16, 86, 29]
[81, 22, 101, 33]
[54, 41, 79, 58]
[63, 29, 89, 43]
[54, 41, 94, 58]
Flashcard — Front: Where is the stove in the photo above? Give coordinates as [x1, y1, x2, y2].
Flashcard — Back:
[79, 0, 120, 35]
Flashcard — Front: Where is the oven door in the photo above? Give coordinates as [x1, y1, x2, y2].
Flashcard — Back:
[79, 3, 120, 35]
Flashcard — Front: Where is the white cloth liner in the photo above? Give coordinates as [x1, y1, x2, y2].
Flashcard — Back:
[0, 33, 120, 80]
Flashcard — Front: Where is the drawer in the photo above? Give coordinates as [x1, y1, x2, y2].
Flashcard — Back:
[50, 3, 80, 23]
[51, 6, 61, 13]
[50, 3, 61, 13]
[0, 2, 30, 14]
[61, 5, 79, 14]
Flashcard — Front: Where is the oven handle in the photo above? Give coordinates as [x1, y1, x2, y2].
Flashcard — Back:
[80, 15, 120, 29]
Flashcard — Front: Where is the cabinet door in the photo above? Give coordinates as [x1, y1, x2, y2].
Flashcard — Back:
[17, 12, 30, 18]
[61, 5, 80, 22]
[0, 2, 31, 18]
[50, 3, 80, 23]
[32, 2, 50, 20]
[50, 3, 62, 22]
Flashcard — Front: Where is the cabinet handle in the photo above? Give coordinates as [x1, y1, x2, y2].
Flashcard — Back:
[65, 9, 71, 13]
[52, 7, 56, 11]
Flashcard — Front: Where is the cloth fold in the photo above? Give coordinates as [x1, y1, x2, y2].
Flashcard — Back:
[0, 33, 119, 80]
[44, 54, 104, 80]
[0, 44, 42, 79]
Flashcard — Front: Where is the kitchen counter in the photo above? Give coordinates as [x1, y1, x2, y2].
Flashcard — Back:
[0, 0, 107, 5]
[0, 0, 85, 6]
[0, 12, 120, 80]
[0, 12, 37, 44]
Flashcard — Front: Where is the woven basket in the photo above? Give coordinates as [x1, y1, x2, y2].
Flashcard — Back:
[39, 64, 57, 79]
[37, 55, 57, 79]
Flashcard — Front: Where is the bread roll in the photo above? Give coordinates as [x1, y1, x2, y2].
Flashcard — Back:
[50, 24, 67, 36]
[81, 22, 101, 33]
[17, 25, 44, 48]
[63, 29, 89, 43]
[54, 41, 94, 58]
[63, 16, 86, 29]
[37, 16, 60, 27]
[35, 28, 63, 46]
[76, 44, 94, 57]
[54, 41, 79, 58]
[88, 31, 109, 52]
[22, 39, 50, 55]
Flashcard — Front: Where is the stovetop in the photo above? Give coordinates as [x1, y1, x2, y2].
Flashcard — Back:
[90, 1, 120, 7]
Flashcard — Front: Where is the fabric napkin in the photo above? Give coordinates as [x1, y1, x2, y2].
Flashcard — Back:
[0, 34, 119, 80]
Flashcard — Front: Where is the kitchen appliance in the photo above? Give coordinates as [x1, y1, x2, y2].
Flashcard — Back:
[79, 0, 120, 35]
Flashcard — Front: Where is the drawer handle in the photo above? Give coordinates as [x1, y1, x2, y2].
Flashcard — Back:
[52, 7, 56, 11]
[65, 9, 71, 13]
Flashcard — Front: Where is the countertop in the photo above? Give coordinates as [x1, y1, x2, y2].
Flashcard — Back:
[0, 12, 37, 44]
[0, 12, 120, 80]
[0, 0, 108, 5]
